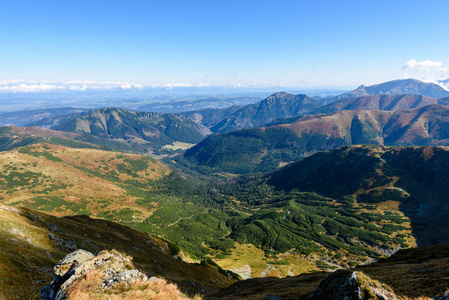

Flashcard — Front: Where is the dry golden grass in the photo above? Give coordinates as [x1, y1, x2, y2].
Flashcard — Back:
[0, 143, 172, 221]
[66, 270, 202, 300]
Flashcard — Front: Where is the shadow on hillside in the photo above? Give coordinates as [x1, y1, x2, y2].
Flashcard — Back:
[398, 199, 449, 247]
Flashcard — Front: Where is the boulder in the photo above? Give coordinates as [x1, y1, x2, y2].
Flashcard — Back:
[41, 249, 148, 300]
[306, 269, 398, 300]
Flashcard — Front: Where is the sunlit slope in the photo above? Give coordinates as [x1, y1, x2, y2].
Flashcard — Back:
[0, 143, 170, 219]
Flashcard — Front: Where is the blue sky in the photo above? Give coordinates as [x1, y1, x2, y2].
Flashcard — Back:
[0, 0, 448, 90]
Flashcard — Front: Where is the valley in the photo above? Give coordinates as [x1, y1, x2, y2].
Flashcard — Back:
[1, 77, 449, 299]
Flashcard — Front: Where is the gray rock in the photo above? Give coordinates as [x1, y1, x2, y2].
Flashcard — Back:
[54, 249, 94, 276]
[41, 249, 148, 300]
[308, 270, 398, 300]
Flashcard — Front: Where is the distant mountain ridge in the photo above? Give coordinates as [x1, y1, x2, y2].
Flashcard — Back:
[34, 107, 211, 154]
[323, 78, 449, 104]
[314, 94, 449, 114]
[180, 79, 449, 133]
[182, 105, 243, 129]
[183, 104, 449, 173]
[184, 92, 322, 133]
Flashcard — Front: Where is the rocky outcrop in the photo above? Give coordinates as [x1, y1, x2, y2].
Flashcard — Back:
[306, 270, 398, 300]
[41, 249, 150, 300]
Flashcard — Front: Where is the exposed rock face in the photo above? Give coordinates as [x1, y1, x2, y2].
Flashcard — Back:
[41, 249, 149, 300]
[307, 270, 398, 300]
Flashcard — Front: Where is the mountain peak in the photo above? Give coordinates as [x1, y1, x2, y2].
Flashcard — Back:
[269, 91, 290, 97]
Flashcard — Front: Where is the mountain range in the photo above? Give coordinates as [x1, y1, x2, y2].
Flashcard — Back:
[322, 78, 449, 104]
[313, 94, 449, 114]
[185, 92, 321, 133]
[181, 79, 449, 134]
[31, 107, 211, 155]
[183, 104, 449, 173]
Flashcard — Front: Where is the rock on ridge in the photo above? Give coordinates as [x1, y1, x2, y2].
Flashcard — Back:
[41, 249, 149, 300]
[306, 269, 398, 300]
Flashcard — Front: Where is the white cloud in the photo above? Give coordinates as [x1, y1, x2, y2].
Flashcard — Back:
[0, 83, 61, 93]
[120, 83, 144, 90]
[0, 80, 209, 93]
[403, 59, 449, 83]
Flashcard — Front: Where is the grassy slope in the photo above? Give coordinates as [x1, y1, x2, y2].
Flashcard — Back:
[0, 143, 423, 280]
[0, 143, 235, 261]
[267, 144, 449, 245]
[2, 143, 448, 284]
[0, 143, 170, 219]
[0, 205, 235, 300]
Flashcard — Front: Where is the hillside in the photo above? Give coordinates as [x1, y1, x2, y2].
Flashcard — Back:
[0, 143, 420, 280]
[0, 143, 173, 219]
[314, 94, 449, 114]
[324, 78, 449, 104]
[183, 105, 449, 173]
[267, 145, 449, 245]
[0, 205, 235, 299]
[3, 144, 449, 298]
[0, 143, 234, 261]
[35, 107, 211, 154]
[208, 243, 449, 299]
[184, 92, 322, 133]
